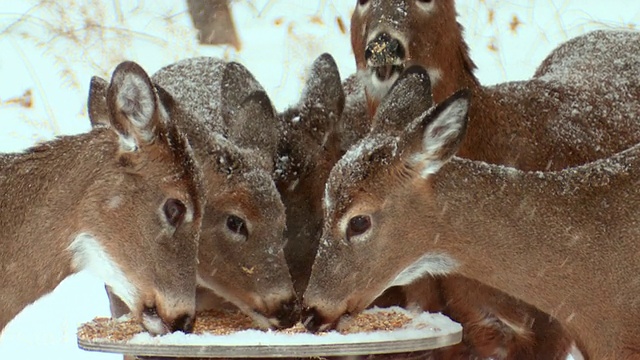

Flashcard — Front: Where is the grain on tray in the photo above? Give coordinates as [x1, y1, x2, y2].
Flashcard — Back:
[338, 310, 411, 334]
[78, 308, 412, 343]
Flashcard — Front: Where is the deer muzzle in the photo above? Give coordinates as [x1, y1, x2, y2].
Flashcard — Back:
[301, 305, 339, 333]
[141, 304, 196, 335]
[365, 32, 406, 81]
[271, 296, 301, 329]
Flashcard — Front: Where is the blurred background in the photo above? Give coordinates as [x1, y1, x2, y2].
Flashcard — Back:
[0, 0, 637, 358]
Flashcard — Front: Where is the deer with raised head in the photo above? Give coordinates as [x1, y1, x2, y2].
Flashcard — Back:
[351, 0, 640, 171]
[303, 66, 640, 359]
[88, 57, 299, 331]
[0, 61, 204, 335]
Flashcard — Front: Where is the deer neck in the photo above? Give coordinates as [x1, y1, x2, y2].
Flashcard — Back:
[429, 26, 480, 105]
[430, 34, 536, 169]
[0, 128, 119, 329]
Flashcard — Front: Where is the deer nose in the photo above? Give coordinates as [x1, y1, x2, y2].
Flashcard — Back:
[171, 313, 195, 333]
[273, 296, 301, 329]
[301, 306, 329, 333]
[365, 32, 406, 65]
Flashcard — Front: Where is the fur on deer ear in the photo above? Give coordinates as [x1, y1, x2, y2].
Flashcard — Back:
[221, 62, 265, 113]
[230, 90, 279, 167]
[299, 53, 345, 133]
[372, 65, 433, 135]
[410, 89, 471, 177]
[106, 61, 162, 152]
[87, 76, 110, 128]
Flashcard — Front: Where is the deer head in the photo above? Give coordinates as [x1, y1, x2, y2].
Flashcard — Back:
[75, 61, 205, 335]
[90, 58, 298, 329]
[1, 61, 204, 334]
[351, 0, 476, 113]
[275, 53, 346, 296]
[302, 65, 469, 330]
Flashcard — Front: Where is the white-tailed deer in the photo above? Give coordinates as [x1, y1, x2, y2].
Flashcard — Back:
[314, 67, 574, 359]
[351, 1, 640, 357]
[276, 53, 346, 296]
[1, 61, 204, 335]
[351, 0, 640, 171]
[303, 67, 640, 359]
[89, 57, 299, 330]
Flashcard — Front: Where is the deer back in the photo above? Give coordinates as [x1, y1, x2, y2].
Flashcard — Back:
[2, 61, 204, 334]
[89, 58, 297, 329]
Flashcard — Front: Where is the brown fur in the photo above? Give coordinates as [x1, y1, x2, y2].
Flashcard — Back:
[275, 54, 346, 296]
[350, 1, 640, 358]
[351, 0, 640, 171]
[304, 74, 640, 359]
[88, 57, 298, 330]
[0, 61, 204, 334]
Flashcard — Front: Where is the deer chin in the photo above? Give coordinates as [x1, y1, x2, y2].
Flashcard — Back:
[68, 233, 139, 311]
[360, 66, 403, 104]
[389, 252, 459, 288]
[141, 312, 170, 335]
[196, 275, 284, 330]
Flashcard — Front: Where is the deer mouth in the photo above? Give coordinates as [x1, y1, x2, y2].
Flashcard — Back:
[372, 64, 405, 82]
[142, 308, 171, 335]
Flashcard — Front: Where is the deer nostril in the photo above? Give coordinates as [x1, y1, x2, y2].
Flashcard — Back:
[364, 46, 374, 61]
[143, 305, 158, 317]
[365, 32, 406, 64]
[171, 314, 195, 333]
[389, 38, 406, 59]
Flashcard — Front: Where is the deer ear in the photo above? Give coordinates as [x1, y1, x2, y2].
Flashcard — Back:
[373, 65, 433, 135]
[87, 76, 110, 128]
[230, 90, 278, 162]
[106, 61, 161, 151]
[410, 89, 470, 177]
[298, 53, 345, 132]
[221, 61, 265, 120]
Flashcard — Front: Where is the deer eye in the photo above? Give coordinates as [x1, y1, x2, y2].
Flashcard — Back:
[163, 198, 186, 227]
[418, 0, 432, 2]
[226, 215, 248, 239]
[346, 215, 371, 242]
[358, 0, 370, 6]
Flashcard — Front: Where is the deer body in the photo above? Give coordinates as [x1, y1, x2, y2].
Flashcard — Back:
[303, 68, 640, 359]
[90, 57, 299, 329]
[1, 61, 203, 335]
[350, 1, 639, 357]
[352, 0, 640, 171]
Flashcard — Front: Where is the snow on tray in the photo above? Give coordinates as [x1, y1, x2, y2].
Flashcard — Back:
[86, 307, 461, 347]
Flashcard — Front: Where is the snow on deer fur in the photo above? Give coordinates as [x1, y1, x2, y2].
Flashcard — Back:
[304, 66, 640, 360]
[347, 1, 640, 358]
[0, 61, 204, 335]
[88, 57, 299, 330]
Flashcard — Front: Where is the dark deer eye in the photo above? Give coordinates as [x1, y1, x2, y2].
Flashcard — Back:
[346, 215, 371, 241]
[418, 0, 432, 2]
[358, 0, 369, 5]
[163, 198, 186, 227]
[227, 215, 248, 239]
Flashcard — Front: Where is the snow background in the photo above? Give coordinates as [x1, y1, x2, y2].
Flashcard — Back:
[0, 0, 636, 358]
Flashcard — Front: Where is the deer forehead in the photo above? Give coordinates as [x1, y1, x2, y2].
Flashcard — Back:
[358, 0, 437, 29]
[324, 135, 401, 217]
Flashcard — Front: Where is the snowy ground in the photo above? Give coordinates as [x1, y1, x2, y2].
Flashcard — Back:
[0, 0, 636, 358]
